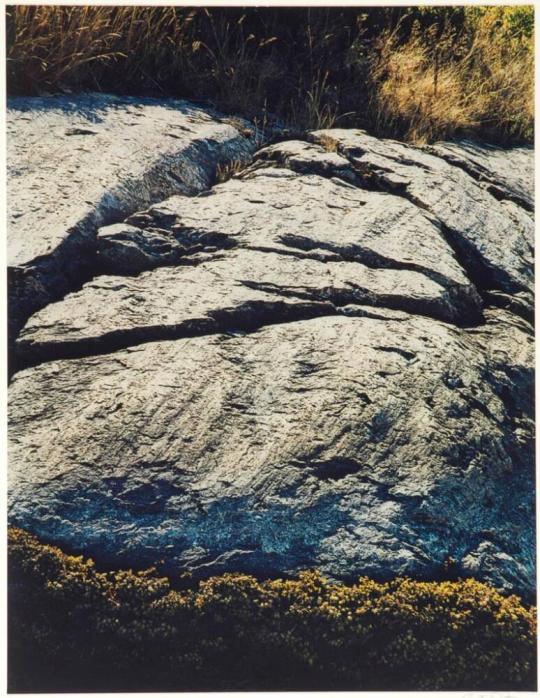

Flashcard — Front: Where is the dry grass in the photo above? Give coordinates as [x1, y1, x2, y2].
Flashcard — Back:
[317, 133, 340, 152]
[6, 6, 534, 143]
[215, 158, 249, 183]
[372, 35, 478, 143]
[6, 6, 187, 92]
[370, 8, 534, 143]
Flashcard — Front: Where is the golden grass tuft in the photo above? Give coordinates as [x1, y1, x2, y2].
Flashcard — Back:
[215, 158, 249, 183]
[370, 8, 534, 143]
[5, 7, 534, 143]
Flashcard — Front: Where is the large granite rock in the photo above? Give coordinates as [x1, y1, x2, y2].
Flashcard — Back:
[8, 120, 535, 599]
[7, 94, 258, 341]
[16, 149, 485, 365]
[310, 130, 534, 319]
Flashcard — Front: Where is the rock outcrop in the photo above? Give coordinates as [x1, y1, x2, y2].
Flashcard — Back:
[7, 109, 535, 599]
[7, 94, 258, 342]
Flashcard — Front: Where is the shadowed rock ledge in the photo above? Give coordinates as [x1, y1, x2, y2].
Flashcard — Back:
[7, 93, 259, 343]
[7, 98, 535, 599]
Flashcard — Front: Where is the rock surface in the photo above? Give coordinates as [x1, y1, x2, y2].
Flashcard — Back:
[8, 119, 535, 599]
[7, 94, 258, 340]
[427, 140, 534, 211]
[310, 130, 534, 317]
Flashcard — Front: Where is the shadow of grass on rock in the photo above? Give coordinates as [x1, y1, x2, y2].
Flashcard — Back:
[8, 527, 537, 693]
[9, 480, 352, 579]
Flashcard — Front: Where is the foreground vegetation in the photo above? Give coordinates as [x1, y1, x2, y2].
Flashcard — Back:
[6, 6, 533, 143]
[8, 528, 536, 692]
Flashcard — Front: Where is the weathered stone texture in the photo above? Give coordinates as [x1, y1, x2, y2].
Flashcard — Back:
[8, 118, 535, 598]
[7, 94, 258, 339]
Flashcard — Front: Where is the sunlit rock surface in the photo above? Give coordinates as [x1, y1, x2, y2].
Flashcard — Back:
[7, 93, 258, 339]
[8, 113, 535, 598]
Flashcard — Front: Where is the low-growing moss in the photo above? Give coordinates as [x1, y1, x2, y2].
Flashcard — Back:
[8, 527, 537, 692]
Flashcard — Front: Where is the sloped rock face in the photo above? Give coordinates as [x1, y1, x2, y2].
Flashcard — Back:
[8, 119, 535, 599]
[309, 131, 534, 321]
[7, 94, 258, 341]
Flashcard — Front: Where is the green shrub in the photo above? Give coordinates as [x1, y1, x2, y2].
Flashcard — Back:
[8, 527, 537, 692]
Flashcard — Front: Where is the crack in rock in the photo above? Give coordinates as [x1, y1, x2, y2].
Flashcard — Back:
[96, 221, 238, 275]
[241, 277, 481, 327]
[7, 94, 259, 343]
[13, 240, 483, 372]
[13, 299, 336, 372]
[426, 141, 534, 213]
[309, 129, 533, 321]
[276, 231, 483, 322]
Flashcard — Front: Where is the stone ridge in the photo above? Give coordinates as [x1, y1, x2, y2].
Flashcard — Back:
[15, 158, 487, 368]
[7, 93, 259, 341]
[310, 130, 533, 311]
[7, 111, 535, 599]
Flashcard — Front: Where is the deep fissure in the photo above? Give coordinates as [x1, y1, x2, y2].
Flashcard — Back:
[11, 299, 398, 375]
[9, 133, 531, 379]
[423, 146, 534, 213]
[323, 141, 533, 324]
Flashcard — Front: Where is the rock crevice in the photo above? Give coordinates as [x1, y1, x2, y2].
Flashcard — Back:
[7, 94, 260, 342]
[7, 105, 535, 600]
[309, 130, 533, 311]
